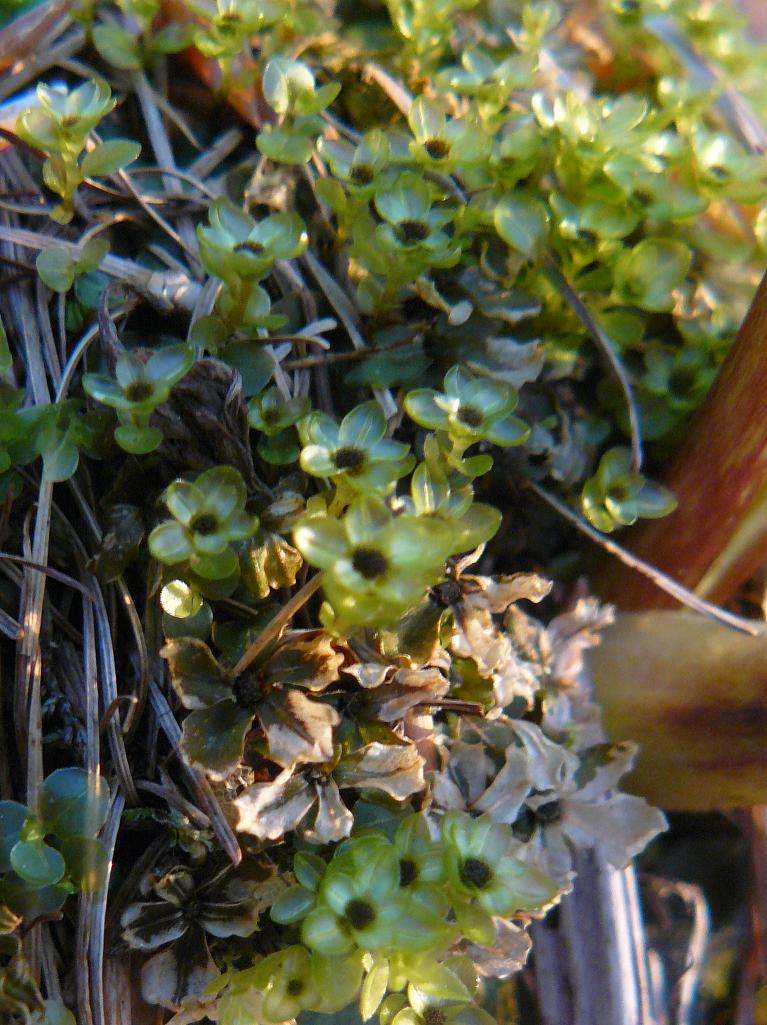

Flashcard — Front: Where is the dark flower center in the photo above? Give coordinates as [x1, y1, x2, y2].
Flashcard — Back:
[62, 115, 79, 128]
[457, 406, 483, 428]
[432, 580, 463, 608]
[262, 407, 281, 425]
[219, 10, 241, 20]
[350, 164, 375, 184]
[399, 858, 418, 886]
[234, 240, 266, 255]
[535, 799, 562, 824]
[190, 513, 219, 536]
[424, 138, 450, 160]
[606, 484, 631, 505]
[345, 898, 376, 929]
[334, 447, 365, 471]
[352, 547, 388, 580]
[397, 220, 429, 243]
[670, 368, 696, 393]
[125, 381, 154, 403]
[287, 978, 304, 996]
[707, 164, 728, 180]
[459, 857, 492, 889]
[424, 1009, 447, 1025]
[232, 674, 261, 709]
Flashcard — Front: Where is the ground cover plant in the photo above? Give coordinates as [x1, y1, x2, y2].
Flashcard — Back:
[0, 0, 765, 1021]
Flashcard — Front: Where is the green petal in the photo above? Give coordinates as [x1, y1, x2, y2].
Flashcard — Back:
[485, 415, 530, 447]
[82, 374, 133, 410]
[302, 907, 353, 955]
[147, 344, 194, 386]
[339, 401, 387, 448]
[344, 495, 391, 546]
[294, 517, 348, 568]
[148, 522, 193, 564]
[404, 390, 448, 429]
[300, 445, 337, 477]
[165, 481, 201, 527]
[196, 465, 247, 522]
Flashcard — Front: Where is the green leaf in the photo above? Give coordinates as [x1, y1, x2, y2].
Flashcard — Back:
[220, 341, 274, 398]
[36, 248, 75, 293]
[113, 423, 163, 455]
[180, 701, 254, 779]
[92, 25, 143, 69]
[81, 138, 141, 179]
[0, 801, 29, 871]
[37, 426, 79, 482]
[60, 836, 108, 892]
[494, 195, 549, 257]
[39, 768, 110, 839]
[10, 839, 66, 887]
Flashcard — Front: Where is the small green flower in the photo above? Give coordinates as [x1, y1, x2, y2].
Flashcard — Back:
[194, 0, 280, 59]
[407, 97, 489, 171]
[442, 811, 558, 918]
[405, 366, 529, 448]
[389, 955, 496, 1025]
[581, 447, 677, 533]
[302, 838, 453, 956]
[640, 344, 716, 413]
[318, 130, 390, 196]
[293, 495, 453, 631]
[17, 80, 114, 154]
[257, 57, 341, 164]
[83, 344, 193, 454]
[149, 466, 259, 579]
[401, 457, 501, 555]
[197, 199, 309, 287]
[248, 387, 310, 465]
[299, 401, 414, 493]
[374, 174, 460, 265]
[251, 945, 321, 1022]
[392, 814, 449, 921]
[16, 80, 139, 223]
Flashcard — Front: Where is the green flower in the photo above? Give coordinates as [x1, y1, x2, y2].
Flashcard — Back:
[318, 130, 391, 196]
[194, 0, 280, 59]
[581, 447, 677, 533]
[442, 811, 558, 917]
[640, 344, 716, 413]
[197, 199, 309, 286]
[293, 495, 453, 631]
[251, 945, 321, 1021]
[299, 401, 414, 493]
[407, 97, 489, 171]
[392, 814, 449, 921]
[16, 80, 139, 223]
[404, 366, 529, 449]
[17, 80, 114, 154]
[400, 456, 501, 555]
[248, 387, 311, 465]
[82, 344, 193, 454]
[387, 955, 497, 1025]
[149, 466, 259, 580]
[302, 838, 453, 956]
[374, 174, 460, 265]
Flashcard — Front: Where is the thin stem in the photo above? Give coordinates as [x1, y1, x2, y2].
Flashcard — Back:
[232, 574, 324, 676]
[527, 478, 759, 636]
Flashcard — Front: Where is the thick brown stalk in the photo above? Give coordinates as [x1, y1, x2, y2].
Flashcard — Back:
[594, 270, 767, 608]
